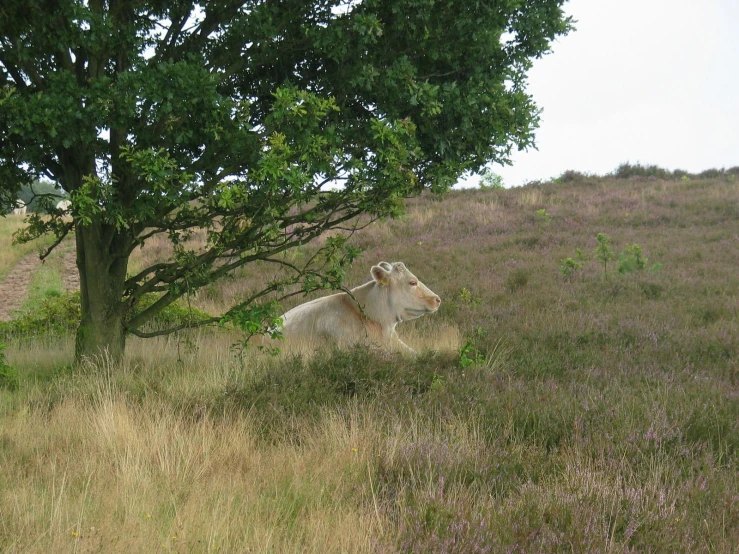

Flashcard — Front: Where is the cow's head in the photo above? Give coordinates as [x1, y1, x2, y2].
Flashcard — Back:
[371, 261, 441, 321]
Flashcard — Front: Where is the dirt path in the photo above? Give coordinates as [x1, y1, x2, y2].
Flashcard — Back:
[60, 247, 80, 293]
[0, 243, 79, 322]
[0, 254, 42, 321]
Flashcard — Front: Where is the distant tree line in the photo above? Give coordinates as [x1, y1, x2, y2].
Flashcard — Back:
[553, 163, 739, 185]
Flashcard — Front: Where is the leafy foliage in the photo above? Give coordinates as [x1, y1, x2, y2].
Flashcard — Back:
[0, 291, 214, 339]
[479, 169, 505, 190]
[560, 257, 581, 279]
[459, 327, 487, 369]
[617, 243, 647, 274]
[0, 292, 81, 338]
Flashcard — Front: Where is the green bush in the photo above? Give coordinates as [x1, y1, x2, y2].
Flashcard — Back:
[0, 291, 213, 340]
[0, 292, 81, 338]
[613, 163, 673, 180]
[556, 169, 588, 183]
[479, 169, 505, 190]
[129, 293, 213, 330]
[612, 163, 730, 181]
[560, 257, 581, 279]
[617, 244, 647, 274]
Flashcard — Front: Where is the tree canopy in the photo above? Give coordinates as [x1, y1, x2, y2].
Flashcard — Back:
[0, 0, 572, 360]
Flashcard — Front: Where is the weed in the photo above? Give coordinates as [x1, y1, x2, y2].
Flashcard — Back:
[535, 208, 552, 224]
[459, 327, 486, 369]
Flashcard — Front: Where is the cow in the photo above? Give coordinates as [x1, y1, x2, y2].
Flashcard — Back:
[281, 261, 441, 354]
[11, 200, 26, 216]
[56, 199, 72, 212]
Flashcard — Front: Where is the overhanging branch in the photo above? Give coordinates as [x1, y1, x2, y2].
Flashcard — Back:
[123, 203, 365, 334]
[39, 222, 74, 261]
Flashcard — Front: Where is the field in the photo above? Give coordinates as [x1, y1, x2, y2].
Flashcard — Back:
[1, 172, 738, 552]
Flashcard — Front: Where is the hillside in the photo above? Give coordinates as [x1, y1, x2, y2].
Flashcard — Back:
[1, 171, 738, 552]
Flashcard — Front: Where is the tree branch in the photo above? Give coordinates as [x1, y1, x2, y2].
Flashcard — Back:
[122, 202, 364, 334]
[152, 2, 194, 62]
[39, 222, 74, 261]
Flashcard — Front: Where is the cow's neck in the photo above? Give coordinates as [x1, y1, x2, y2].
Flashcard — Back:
[349, 281, 396, 331]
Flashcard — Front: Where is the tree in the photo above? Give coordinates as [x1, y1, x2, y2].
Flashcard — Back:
[0, 0, 572, 362]
[479, 168, 505, 190]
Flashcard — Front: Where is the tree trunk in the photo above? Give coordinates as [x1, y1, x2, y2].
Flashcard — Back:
[74, 220, 131, 363]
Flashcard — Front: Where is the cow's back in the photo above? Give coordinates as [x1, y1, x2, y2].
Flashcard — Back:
[281, 291, 374, 344]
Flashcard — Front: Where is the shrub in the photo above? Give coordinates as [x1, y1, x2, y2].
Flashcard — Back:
[0, 292, 81, 338]
[560, 257, 581, 279]
[479, 169, 505, 190]
[556, 169, 587, 183]
[613, 163, 673, 180]
[0, 291, 213, 340]
[130, 293, 213, 330]
[697, 168, 723, 179]
[617, 244, 648, 274]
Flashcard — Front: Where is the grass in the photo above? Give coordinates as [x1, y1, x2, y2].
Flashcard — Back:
[2, 171, 739, 552]
[22, 255, 65, 312]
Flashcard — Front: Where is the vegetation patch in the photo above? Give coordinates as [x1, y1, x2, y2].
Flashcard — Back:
[2, 169, 739, 551]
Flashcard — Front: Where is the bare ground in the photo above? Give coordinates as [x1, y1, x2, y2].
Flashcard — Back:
[60, 247, 80, 294]
[0, 254, 42, 321]
[0, 245, 79, 322]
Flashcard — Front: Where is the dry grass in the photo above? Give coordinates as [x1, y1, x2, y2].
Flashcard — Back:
[0, 334, 468, 554]
[1, 385, 379, 552]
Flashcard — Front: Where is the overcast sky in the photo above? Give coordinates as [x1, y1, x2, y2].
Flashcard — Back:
[461, 0, 739, 188]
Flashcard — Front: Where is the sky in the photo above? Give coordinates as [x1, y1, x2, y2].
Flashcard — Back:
[460, 0, 739, 188]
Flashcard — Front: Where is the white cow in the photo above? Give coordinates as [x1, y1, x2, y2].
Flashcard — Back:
[281, 261, 441, 354]
[11, 200, 26, 216]
[56, 199, 72, 212]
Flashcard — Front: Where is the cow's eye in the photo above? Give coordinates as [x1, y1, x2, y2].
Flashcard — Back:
[409, 281, 417, 286]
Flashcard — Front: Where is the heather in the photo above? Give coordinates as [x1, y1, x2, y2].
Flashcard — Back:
[1, 170, 738, 552]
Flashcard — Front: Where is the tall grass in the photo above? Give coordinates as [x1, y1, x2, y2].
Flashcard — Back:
[2, 172, 739, 552]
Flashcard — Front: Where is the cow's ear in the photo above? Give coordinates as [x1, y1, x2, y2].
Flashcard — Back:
[379, 261, 393, 271]
[371, 264, 391, 286]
